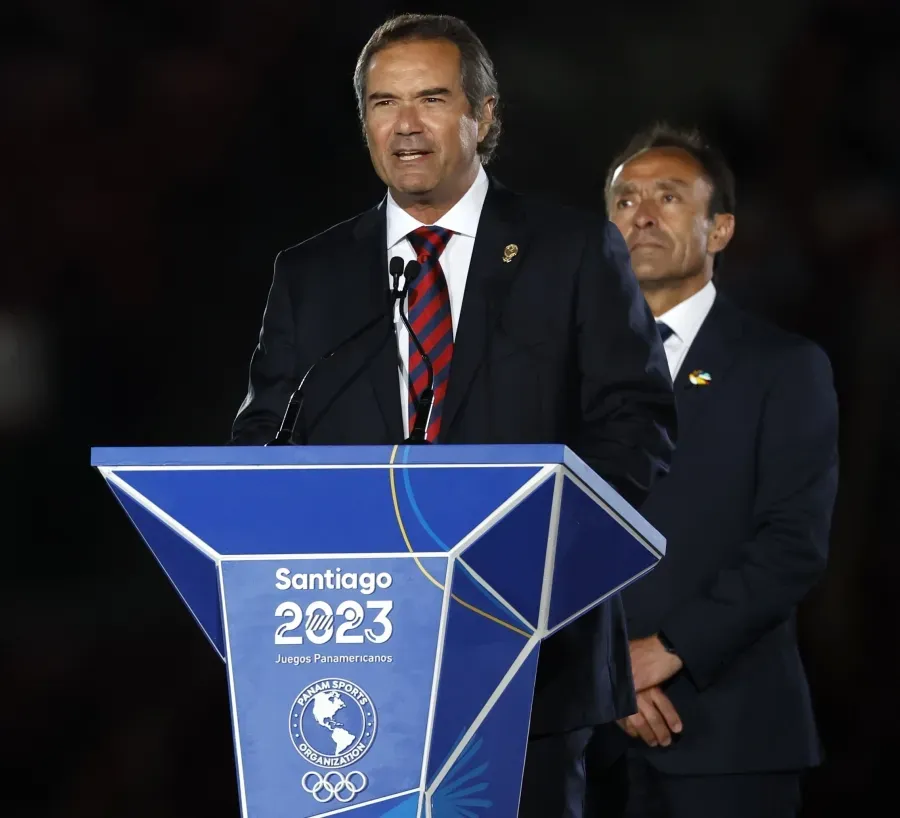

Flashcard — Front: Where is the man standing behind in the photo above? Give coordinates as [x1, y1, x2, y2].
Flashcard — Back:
[230, 14, 676, 817]
[599, 124, 839, 817]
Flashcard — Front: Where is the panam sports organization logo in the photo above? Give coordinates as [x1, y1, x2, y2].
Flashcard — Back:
[290, 678, 377, 769]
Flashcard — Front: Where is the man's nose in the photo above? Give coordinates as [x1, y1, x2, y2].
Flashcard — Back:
[634, 200, 658, 228]
[394, 102, 424, 135]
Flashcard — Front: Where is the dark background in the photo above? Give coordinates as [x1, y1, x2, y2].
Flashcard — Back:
[2, 0, 896, 815]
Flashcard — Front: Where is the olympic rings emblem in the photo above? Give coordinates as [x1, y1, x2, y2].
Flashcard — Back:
[302, 770, 368, 803]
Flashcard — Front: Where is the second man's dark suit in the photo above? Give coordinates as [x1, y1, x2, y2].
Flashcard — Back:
[597, 293, 839, 817]
[231, 176, 677, 815]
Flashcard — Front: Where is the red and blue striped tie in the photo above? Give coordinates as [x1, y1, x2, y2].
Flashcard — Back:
[407, 225, 454, 441]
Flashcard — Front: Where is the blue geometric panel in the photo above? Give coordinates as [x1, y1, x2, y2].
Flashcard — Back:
[398, 444, 564, 468]
[91, 444, 567, 468]
[430, 644, 539, 818]
[443, 562, 532, 635]
[308, 790, 418, 817]
[111, 485, 223, 656]
[376, 793, 419, 817]
[113, 466, 541, 557]
[221, 556, 444, 817]
[459, 476, 555, 628]
[548, 476, 658, 631]
[394, 450, 541, 551]
[426, 563, 529, 786]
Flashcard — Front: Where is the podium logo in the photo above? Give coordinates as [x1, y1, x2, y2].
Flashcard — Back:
[290, 678, 377, 769]
[302, 771, 368, 804]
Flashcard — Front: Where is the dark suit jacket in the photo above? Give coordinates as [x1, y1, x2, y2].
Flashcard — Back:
[619, 293, 839, 774]
[230, 176, 677, 735]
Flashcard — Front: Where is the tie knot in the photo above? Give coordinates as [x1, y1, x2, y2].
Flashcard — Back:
[656, 321, 675, 342]
[408, 226, 454, 262]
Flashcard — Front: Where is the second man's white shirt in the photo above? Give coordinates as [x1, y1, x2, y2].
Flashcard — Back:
[385, 165, 490, 433]
[655, 280, 717, 379]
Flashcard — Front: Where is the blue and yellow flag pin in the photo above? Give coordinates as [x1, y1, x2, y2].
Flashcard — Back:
[688, 369, 711, 386]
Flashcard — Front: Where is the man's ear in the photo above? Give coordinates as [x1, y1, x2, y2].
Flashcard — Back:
[708, 212, 735, 255]
[476, 96, 496, 143]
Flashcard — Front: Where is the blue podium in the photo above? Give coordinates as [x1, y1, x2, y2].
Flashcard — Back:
[90, 444, 664, 818]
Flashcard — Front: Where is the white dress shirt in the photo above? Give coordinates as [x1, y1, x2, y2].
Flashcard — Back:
[656, 280, 717, 379]
[385, 164, 490, 432]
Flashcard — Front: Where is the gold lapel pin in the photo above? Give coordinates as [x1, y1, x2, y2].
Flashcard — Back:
[502, 243, 518, 263]
[688, 369, 711, 386]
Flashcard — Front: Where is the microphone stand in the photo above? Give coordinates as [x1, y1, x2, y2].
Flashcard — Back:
[267, 260, 405, 446]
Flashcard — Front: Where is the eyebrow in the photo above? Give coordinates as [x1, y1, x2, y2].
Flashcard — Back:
[610, 181, 638, 196]
[367, 87, 452, 103]
[657, 178, 690, 190]
[417, 87, 451, 98]
[611, 178, 691, 196]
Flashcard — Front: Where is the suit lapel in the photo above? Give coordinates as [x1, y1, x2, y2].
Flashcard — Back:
[442, 179, 527, 437]
[352, 201, 404, 442]
[673, 294, 744, 436]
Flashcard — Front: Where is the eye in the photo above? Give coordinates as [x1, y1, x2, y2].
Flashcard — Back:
[424, 97, 444, 104]
[615, 199, 632, 210]
[662, 193, 679, 203]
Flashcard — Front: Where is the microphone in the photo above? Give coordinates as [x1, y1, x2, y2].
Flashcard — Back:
[267, 258, 405, 446]
[397, 259, 434, 444]
[389, 255, 404, 294]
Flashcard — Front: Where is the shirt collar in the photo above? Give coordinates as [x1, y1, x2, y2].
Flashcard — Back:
[657, 280, 717, 344]
[386, 164, 489, 249]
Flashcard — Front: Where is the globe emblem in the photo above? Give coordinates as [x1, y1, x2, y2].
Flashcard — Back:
[290, 678, 377, 769]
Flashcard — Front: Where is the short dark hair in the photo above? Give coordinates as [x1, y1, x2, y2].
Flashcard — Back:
[605, 123, 736, 216]
[353, 13, 501, 164]
[604, 123, 736, 271]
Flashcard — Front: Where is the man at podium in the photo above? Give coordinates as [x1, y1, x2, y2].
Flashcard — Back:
[230, 13, 676, 818]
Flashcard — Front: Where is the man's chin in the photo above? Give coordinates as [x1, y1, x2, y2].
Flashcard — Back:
[396, 185, 433, 198]
[633, 265, 671, 284]
[391, 175, 437, 198]
[635, 268, 702, 292]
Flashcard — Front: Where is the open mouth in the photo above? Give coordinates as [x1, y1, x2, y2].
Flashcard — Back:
[394, 150, 431, 162]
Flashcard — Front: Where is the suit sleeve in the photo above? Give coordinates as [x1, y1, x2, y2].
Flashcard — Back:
[573, 220, 677, 509]
[663, 341, 839, 690]
[230, 251, 298, 444]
